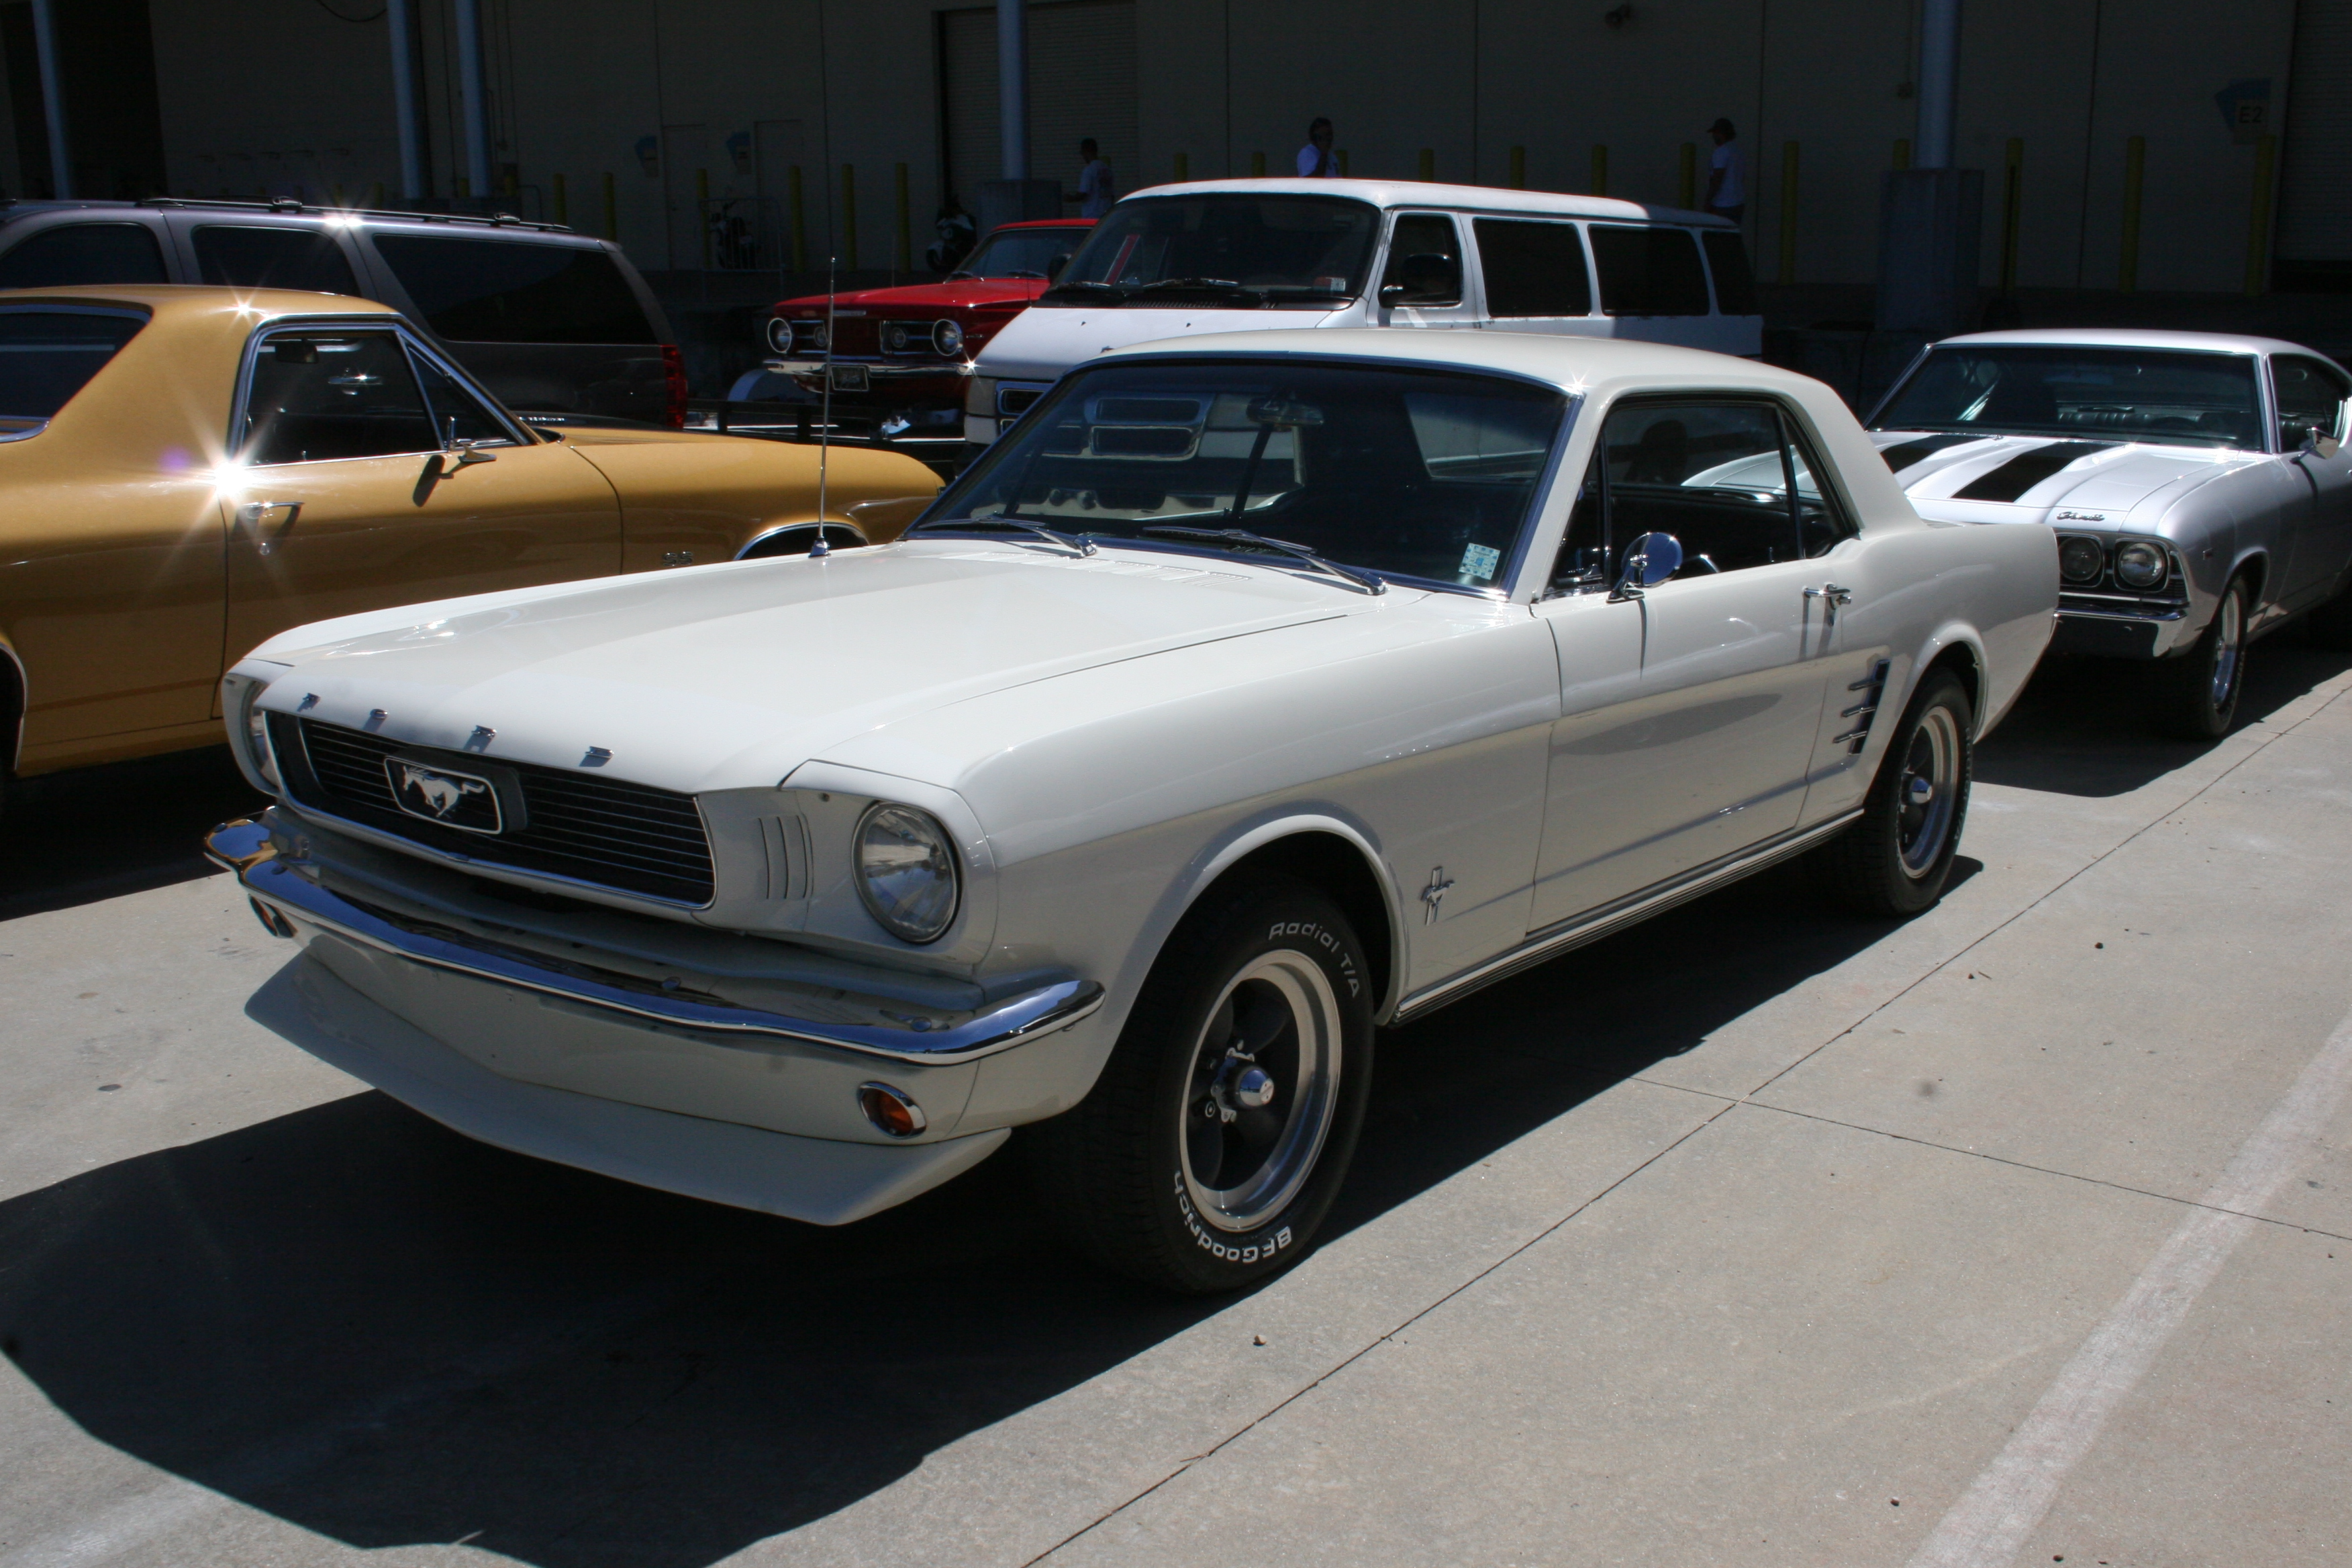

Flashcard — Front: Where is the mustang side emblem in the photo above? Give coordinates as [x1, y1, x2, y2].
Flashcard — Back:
[387, 758, 504, 834]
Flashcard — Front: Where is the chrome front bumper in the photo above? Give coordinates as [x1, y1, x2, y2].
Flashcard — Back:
[204, 818, 1104, 1067]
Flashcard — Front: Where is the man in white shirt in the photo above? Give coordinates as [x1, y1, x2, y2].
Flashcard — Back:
[1297, 118, 1338, 178]
[1705, 118, 1745, 222]
[1075, 139, 1116, 217]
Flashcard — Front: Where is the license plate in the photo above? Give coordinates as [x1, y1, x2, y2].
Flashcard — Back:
[829, 364, 870, 392]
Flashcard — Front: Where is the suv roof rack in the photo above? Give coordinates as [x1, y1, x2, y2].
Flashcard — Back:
[133, 196, 575, 236]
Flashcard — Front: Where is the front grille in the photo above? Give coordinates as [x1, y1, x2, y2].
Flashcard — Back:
[273, 715, 716, 905]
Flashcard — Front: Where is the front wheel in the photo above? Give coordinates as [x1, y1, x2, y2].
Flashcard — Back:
[2154, 578, 2248, 740]
[1813, 669, 1973, 918]
[1027, 876, 1374, 1294]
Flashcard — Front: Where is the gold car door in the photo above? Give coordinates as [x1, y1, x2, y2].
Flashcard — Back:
[222, 326, 619, 666]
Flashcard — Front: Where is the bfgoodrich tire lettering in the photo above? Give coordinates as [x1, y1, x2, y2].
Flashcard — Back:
[1813, 669, 1973, 918]
[1027, 876, 1374, 1294]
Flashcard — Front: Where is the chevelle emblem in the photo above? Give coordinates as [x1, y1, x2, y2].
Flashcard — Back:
[2053, 509, 2109, 524]
[387, 758, 504, 834]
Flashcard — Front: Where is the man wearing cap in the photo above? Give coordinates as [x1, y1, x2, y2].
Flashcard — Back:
[1705, 118, 1745, 222]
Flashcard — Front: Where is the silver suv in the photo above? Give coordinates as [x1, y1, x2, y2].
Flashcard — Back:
[0, 198, 683, 427]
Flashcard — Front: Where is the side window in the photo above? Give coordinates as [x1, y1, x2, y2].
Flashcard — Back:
[240, 330, 437, 466]
[370, 234, 658, 344]
[1474, 218, 1591, 318]
[0, 223, 169, 288]
[1591, 399, 1800, 578]
[1701, 230, 1757, 315]
[193, 226, 361, 296]
[2273, 355, 2350, 440]
[1589, 226, 1710, 317]
[1783, 420, 1860, 556]
[410, 348, 513, 446]
[1380, 213, 1463, 305]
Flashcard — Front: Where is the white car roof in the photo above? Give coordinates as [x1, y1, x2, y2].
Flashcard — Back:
[1937, 327, 2331, 361]
[1115, 177, 1730, 230]
[1099, 326, 1803, 397]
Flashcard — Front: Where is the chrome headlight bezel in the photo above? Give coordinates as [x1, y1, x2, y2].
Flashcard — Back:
[764, 315, 795, 354]
[2057, 535, 2105, 585]
[2113, 539, 2168, 590]
[854, 801, 962, 944]
[221, 669, 283, 791]
[932, 317, 965, 356]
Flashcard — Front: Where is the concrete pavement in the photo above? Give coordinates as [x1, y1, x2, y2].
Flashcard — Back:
[1, 644, 2347, 1568]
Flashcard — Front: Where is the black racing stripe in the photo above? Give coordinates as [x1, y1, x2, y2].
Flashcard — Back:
[1877, 432, 1981, 474]
[1953, 440, 2116, 502]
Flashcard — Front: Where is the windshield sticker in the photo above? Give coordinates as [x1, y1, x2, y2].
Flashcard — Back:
[1461, 542, 1502, 581]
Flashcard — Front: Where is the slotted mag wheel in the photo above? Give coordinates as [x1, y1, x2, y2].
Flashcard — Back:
[1179, 950, 1342, 1232]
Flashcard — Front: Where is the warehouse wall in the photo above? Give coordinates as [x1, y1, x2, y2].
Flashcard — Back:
[101, 0, 2308, 295]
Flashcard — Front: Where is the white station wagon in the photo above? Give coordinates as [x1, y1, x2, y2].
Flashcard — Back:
[965, 179, 1763, 449]
[208, 332, 2054, 1293]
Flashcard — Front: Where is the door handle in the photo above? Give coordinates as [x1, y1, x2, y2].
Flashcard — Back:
[235, 501, 302, 556]
[1804, 582, 1853, 626]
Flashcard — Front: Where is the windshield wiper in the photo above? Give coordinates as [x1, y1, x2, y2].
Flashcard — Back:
[1042, 279, 1129, 302]
[911, 516, 1097, 556]
[1130, 278, 1265, 305]
[1137, 525, 1384, 594]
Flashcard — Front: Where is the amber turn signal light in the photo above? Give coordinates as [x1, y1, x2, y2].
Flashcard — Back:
[856, 1082, 927, 1138]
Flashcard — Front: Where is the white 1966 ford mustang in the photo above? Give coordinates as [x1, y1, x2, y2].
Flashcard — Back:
[207, 330, 2056, 1292]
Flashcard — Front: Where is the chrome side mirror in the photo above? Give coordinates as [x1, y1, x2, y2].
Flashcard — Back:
[1609, 531, 1683, 601]
[2294, 423, 2342, 460]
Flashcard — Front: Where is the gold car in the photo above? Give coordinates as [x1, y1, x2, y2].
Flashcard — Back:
[0, 285, 939, 795]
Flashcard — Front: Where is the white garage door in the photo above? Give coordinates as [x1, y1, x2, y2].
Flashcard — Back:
[2279, 0, 2352, 271]
[940, 1, 1138, 212]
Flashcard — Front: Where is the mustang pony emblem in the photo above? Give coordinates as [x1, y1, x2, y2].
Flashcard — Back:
[387, 758, 504, 834]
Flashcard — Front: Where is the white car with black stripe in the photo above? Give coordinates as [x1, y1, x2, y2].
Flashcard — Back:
[1867, 328, 2352, 737]
[206, 330, 2053, 1293]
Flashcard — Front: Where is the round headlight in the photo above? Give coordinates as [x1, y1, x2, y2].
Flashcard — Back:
[881, 321, 912, 353]
[2114, 540, 2167, 589]
[855, 803, 961, 943]
[765, 315, 795, 354]
[805, 320, 828, 352]
[933, 317, 965, 356]
[2058, 536, 2105, 584]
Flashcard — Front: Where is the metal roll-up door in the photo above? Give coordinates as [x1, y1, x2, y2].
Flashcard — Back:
[2278, 0, 2352, 286]
[938, 1, 1137, 218]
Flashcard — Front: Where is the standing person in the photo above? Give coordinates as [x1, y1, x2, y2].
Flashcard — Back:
[927, 194, 976, 273]
[1073, 139, 1116, 217]
[1296, 117, 1338, 178]
[1704, 117, 1745, 222]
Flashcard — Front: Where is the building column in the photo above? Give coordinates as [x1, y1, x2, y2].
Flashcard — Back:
[1916, 0, 1960, 169]
[28, 0, 71, 198]
[453, 0, 494, 203]
[999, 0, 1028, 180]
[387, 0, 428, 202]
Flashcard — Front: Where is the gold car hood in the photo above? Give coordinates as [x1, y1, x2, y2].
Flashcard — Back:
[248, 540, 1361, 795]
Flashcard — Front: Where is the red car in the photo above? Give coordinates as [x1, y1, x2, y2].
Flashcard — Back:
[761, 218, 1092, 442]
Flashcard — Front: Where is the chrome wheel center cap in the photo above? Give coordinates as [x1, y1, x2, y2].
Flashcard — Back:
[1905, 775, 1934, 806]
[1232, 1066, 1277, 1110]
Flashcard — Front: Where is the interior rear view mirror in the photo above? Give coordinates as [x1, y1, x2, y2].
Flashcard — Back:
[271, 340, 319, 364]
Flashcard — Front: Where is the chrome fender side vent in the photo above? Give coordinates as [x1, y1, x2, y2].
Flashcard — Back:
[1834, 658, 1893, 754]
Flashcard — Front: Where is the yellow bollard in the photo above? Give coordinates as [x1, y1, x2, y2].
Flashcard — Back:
[2119, 136, 2145, 292]
[2246, 132, 2277, 295]
[455, 175, 470, 200]
[697, 168, 712, 267]
[368, 181, 385, 209]
[1173, 152, 1189, 183]
[1777, 141, 1800, 283]
[1894, 138, 1911, 172]
[1679, 142, 1695, 209]
[1338, 148, 1349, 176]
[603, 172, 617, 240]
[1590, 144, 1608, 197]
[842, 164, 858, 271]
[552, 172, 567, 226]
[789, 166, 806, 272]
[895, 162, 911, 273]
[2000, 138, 2023, 293]
[1510, 145, 1526, 191]
[331, 183, 345, 208]
[1251, 151, 1267, 177]
[1419, 147, 1435, 182]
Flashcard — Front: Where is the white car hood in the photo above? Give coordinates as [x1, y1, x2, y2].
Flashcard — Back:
[1872, 430, 2259, 525]
[975, 303, 1353, 381]
[252, 542, 1372, 795]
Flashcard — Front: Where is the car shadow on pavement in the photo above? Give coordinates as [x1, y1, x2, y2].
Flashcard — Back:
[0, 746, 266, 920]
[0, 848, 1924, 1568]
[1975, 640, 2351, 797]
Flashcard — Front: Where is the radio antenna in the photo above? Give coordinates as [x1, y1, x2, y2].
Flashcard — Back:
[813, 252, 836, 558]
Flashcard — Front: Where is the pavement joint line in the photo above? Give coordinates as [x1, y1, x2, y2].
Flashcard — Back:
[1018, 1093, 1751, 1566]
[1904, 996, 2352, 1567]
[1628, 1077, 2352, 1244]
[1737, 674, 2352, 1107]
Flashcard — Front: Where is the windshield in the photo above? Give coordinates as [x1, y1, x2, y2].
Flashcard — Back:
[954, 228, 1087, 281]
[0, 307, 146, 436]
[1873, 345, 2264, 450]
[1042, 195, 1380, 306]
[924, 360, 1567, 590]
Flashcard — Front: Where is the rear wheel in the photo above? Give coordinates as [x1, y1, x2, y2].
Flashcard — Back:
[2155, 578, 2248, 740]
[1814, 669, 1973, 918]
[1027, 876, 1373, 1294]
